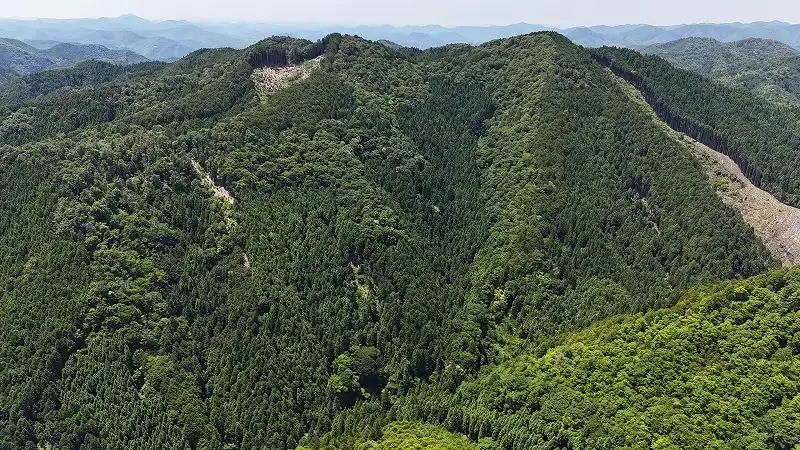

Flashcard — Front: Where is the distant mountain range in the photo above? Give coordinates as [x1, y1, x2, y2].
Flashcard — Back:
[0, 15, 241, 61]
[0, 37, 147, 82]
[3, 16, 800, 62]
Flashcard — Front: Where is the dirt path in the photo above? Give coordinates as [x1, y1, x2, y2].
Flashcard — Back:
[192, 160, 251, 268]
[609, 69, 800, 267]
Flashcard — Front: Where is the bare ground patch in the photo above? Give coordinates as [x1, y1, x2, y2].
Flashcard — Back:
[192, 160, 234, 204]
[688, 137, 800, 266]
[251, 56, 322, 99]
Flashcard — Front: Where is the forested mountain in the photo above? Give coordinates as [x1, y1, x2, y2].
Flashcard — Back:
[394, 267, 800, 450]
[0, 59, 166, 106]
[645, 37, 799, 77]
[0, 37, 148, 84]
[0, 30, 797, 450]
[645, 37, 800, 105]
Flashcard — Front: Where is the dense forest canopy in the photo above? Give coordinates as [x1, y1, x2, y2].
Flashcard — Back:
[0, 29, 797, 450]
[644, 37, 800, 106]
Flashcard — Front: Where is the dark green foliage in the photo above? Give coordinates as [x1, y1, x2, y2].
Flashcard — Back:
[246, 34, 342, 69]
[593, 46, 800, 206]
[0, 53, 255, 146]
[0, 60, 166, 106]
[0, 31, 786, 450]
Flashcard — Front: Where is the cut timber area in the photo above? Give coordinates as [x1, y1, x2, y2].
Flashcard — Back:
[690, 137, 800, 266]
[611, 69, 800, 266]
[251, 56, 322, 99]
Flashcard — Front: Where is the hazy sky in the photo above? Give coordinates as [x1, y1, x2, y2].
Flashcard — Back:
[3, 0, 799, 27]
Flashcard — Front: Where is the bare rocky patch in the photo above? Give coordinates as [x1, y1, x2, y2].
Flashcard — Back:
[192, 160, 251, 268]
[192, 160, 233, 204]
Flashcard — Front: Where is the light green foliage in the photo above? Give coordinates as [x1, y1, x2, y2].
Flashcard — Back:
[299, 421, 481, 450]
[359, 421, 478, 450]
[398, 268, 800, 449]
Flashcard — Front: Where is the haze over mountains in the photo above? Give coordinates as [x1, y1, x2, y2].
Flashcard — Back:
[3, 15, 800, 61]
[0, 37, 148, 83]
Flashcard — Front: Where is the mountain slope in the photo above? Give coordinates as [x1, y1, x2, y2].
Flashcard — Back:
[0, 32, 788, 450]
[610, 70, 800, 267]
[645, 37, 799, 77]
[396, 267, 800, 450]
[0, 59, 166, 106]
[723, 56, 800, 106]
[644, 37, 800, 105]
[0, 37, 149, 83]
[46, 42, 148, 65]
[593, 46, 800, 206]
[0, 38, 54, 74]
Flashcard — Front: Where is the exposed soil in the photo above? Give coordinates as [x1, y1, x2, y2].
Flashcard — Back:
[687, 136, 800, 266]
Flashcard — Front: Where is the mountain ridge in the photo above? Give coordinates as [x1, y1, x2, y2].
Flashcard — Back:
[0, 30, 797, 449]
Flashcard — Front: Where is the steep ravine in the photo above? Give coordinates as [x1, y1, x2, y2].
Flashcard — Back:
[611, 70, 800, 266]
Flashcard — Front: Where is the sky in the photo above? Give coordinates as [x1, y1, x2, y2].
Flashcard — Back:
[3, 0, 799, 27]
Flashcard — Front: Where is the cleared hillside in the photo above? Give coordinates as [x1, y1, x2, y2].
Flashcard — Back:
[609, 65, 800, 267]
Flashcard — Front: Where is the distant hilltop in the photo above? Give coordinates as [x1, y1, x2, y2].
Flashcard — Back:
[0, 16, 799, 60]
